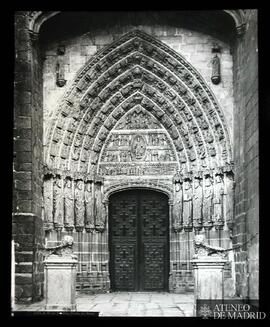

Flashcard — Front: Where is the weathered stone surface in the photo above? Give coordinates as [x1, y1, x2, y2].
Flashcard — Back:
[44, 237, 78, 311]
[191, 236, 228, 313]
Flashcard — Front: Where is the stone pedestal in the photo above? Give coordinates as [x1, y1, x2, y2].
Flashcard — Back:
[192, 258, 227, 299]
[191, 234, 229, 316]
[191, 258, 227, 316]
[44, 255, 78, 311]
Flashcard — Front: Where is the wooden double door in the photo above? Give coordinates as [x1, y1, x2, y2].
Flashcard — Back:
[109, 189, 169, 291]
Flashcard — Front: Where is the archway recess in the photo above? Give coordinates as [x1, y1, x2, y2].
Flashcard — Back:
[44, 29, 233, 179]
[41, 28, 235, 295]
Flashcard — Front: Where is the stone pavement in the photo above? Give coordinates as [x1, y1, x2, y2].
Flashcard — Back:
[13, 292, 194, 317]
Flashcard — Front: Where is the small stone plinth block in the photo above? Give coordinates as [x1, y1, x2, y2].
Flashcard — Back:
[44, 255, 78, 311]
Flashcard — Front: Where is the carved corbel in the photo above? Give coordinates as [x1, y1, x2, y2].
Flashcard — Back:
[173, 172, 183, 184]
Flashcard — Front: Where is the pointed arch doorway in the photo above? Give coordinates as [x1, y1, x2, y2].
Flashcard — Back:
[109, 189, 169, 291]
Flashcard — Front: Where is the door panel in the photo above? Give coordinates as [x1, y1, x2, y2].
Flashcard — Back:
[110, 192, 138, 291]
[140, 192, 169, 290]
[109, 190, 169, 291]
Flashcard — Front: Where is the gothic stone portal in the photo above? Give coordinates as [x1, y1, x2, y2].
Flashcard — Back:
[109, 190, 169, 291]
[43, 30, 235, 295]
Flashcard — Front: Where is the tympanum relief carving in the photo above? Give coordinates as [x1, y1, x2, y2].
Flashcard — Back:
[98, 106, 179, 177]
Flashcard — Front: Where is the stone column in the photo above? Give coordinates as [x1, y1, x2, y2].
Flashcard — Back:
[44, 236, 78, 311]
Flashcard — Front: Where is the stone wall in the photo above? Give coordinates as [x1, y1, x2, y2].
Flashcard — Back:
[13, 11, 44, 302]
[232, 9, 258, 299]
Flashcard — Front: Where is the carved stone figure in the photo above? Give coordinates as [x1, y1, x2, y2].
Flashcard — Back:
[211, 54, 221, 85]
[193, 178, 203, 227]
[203, 176, 214, 227]
[131, 135, 146, 160]
[213, 175, 225, 226]
[43, 177, 54, 230]
[94, 183, 106, 232]
[56, 60, 66, 87]
[112, 134, 120, 146]
[183, 180, 193, 227]
[64, 178, 74, 230]
[53, 177, 64, 229]
[85, 182, 95, 232]
[151, 150, 159, 162]
[74, 180, 85, 230]
[144, 150, 151, 162]
[193, 234, 227, 259]
[173, 182, 183, 231]
[158, 134, 166, 146]
[44, 235, 76, 258]
[224, 173, 235, 227]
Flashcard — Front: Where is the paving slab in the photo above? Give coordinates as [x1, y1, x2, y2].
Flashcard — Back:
[13, 292, 194, 317]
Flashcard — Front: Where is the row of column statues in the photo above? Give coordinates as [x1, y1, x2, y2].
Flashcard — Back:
[43, 175, 106, 232]
[172, 172, 234, 232]
[43, 169, 234, 233]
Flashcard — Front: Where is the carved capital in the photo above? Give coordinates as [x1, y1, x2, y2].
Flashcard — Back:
[44, 222, 54, 232]
[29, 30, 39, 44]
[203, 221, 213, 230]
[236, 23, 247, 36]
[214, 220, 224, 230]
[64, 224, 74, 232]
[54, 224, 63, 232]
[85, 225, 95, 233]
[173, 222, 183, 233]
[75, 226, 84, 232]
[95, 225, 105, 233]
[183, 224, 193, 232]
[194, 222, 203, 232]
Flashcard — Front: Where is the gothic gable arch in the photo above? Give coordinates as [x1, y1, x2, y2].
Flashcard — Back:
[45, 30, 233, 179]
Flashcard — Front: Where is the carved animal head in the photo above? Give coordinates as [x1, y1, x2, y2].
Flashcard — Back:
[61, 235, 74, 247]
[194, 234, 206, 246]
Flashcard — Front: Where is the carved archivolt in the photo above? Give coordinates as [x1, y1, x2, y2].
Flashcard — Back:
[45, 30, 233, 179]
[43, 30, 235, 233]
[103, 181, 174, 203]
